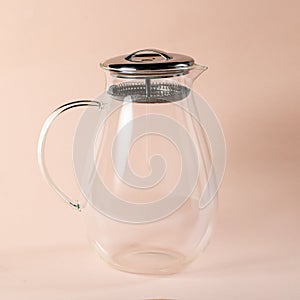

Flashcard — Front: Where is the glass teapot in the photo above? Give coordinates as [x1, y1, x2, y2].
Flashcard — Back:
[38, 49, 226, 275]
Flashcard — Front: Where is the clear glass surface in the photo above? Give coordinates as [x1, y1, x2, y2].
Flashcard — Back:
[74, 68, 218, 274]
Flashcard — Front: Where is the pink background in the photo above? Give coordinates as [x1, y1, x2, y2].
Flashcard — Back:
[0, 0, 299, 299]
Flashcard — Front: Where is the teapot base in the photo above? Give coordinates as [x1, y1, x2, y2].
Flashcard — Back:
[96, 245, 189, 275]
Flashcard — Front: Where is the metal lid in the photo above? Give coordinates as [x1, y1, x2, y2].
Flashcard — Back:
[100, 49, 195, 77]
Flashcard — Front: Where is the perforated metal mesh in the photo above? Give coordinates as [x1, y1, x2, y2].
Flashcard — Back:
[107, 81, 190, 103]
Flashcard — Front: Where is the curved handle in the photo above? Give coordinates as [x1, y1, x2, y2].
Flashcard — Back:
[38, 100, 101, 211]
[125, 49, 172, 62]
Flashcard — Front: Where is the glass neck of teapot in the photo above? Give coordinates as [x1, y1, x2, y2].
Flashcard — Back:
[106, 64, 207, 101]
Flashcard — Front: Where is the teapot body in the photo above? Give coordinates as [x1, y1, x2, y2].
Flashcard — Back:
[74, 89, 218, 274]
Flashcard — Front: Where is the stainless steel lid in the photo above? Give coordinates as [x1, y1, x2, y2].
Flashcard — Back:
[100, 49, 196, 77]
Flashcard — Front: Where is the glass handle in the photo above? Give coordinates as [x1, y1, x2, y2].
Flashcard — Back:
[37, 100, 101, 211]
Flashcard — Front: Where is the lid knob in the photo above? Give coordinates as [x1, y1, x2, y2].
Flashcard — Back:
[125, 49, 172, 63]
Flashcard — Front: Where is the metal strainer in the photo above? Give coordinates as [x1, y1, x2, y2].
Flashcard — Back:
[108, 80, 190, 103]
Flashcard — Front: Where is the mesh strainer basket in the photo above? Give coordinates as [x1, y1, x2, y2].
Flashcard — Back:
[108, 81, 190, 103]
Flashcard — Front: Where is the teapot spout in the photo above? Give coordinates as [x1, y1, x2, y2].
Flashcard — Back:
[188, 64, 208, 81]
